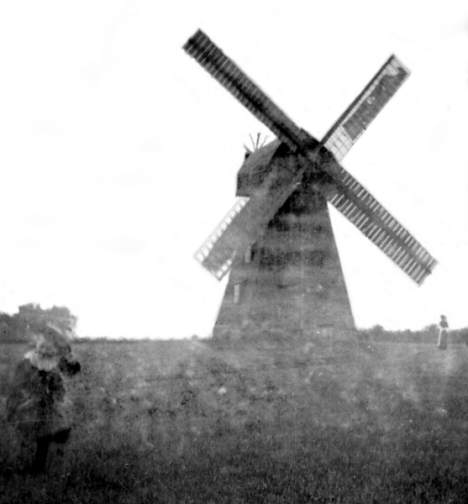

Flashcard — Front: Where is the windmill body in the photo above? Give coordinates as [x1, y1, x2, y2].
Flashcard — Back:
[215, 140, 354, 338]
[184, 30, 437, 340]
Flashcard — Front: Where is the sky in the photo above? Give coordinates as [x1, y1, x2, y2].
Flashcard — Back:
[0, 1, 467, 338]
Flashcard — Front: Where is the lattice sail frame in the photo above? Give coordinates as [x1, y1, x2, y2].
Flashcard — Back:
[186, 30, 437, 285]
[322, 55, 409, 161]
[194, 197, 249, 279]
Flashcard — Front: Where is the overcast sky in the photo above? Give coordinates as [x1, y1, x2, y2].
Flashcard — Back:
[0, 1, 467, 338]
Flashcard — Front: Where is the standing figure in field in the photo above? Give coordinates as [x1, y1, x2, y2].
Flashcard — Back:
[6, 322, 81, 473]
[437, 315, 449, 350]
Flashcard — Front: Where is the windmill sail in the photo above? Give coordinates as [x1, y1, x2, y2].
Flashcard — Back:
[184, 30, 309, 151]
[326, 166, 437, 284]
[194, 197, 250, 279]
[322, 56, 409, 161]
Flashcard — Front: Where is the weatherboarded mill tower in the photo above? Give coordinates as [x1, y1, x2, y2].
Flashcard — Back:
[214, 139, 354, 337]
[184, 30, 437, 340]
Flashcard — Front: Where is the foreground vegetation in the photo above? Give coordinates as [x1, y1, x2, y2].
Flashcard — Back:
[1, 333, 468, 503]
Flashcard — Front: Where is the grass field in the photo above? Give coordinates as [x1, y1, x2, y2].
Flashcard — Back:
[1, 334, 468, 503]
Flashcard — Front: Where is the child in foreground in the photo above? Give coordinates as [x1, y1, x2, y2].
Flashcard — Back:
[6, 323, 81, 473]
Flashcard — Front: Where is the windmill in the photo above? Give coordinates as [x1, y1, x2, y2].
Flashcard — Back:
[184, 30, 437, 339]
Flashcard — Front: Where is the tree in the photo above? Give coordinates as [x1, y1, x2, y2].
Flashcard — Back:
[0, 304, 78, 342]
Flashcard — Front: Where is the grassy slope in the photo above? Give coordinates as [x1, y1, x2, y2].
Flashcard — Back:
[1, 335, 468, 503]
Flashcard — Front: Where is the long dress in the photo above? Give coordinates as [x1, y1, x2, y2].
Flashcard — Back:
[437, 320, 449, 350]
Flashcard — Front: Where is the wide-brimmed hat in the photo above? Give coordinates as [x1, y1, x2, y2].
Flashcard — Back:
[24, 335, 60, 371]
[30, 321, 72, 357]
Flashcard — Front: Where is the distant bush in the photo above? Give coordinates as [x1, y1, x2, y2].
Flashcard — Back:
[0, 303, 77, 342]
[358, 324, 468, 345]
[74, 337, 154, 344]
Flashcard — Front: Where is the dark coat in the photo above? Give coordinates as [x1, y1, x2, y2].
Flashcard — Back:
[6, 356, 80, 438]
